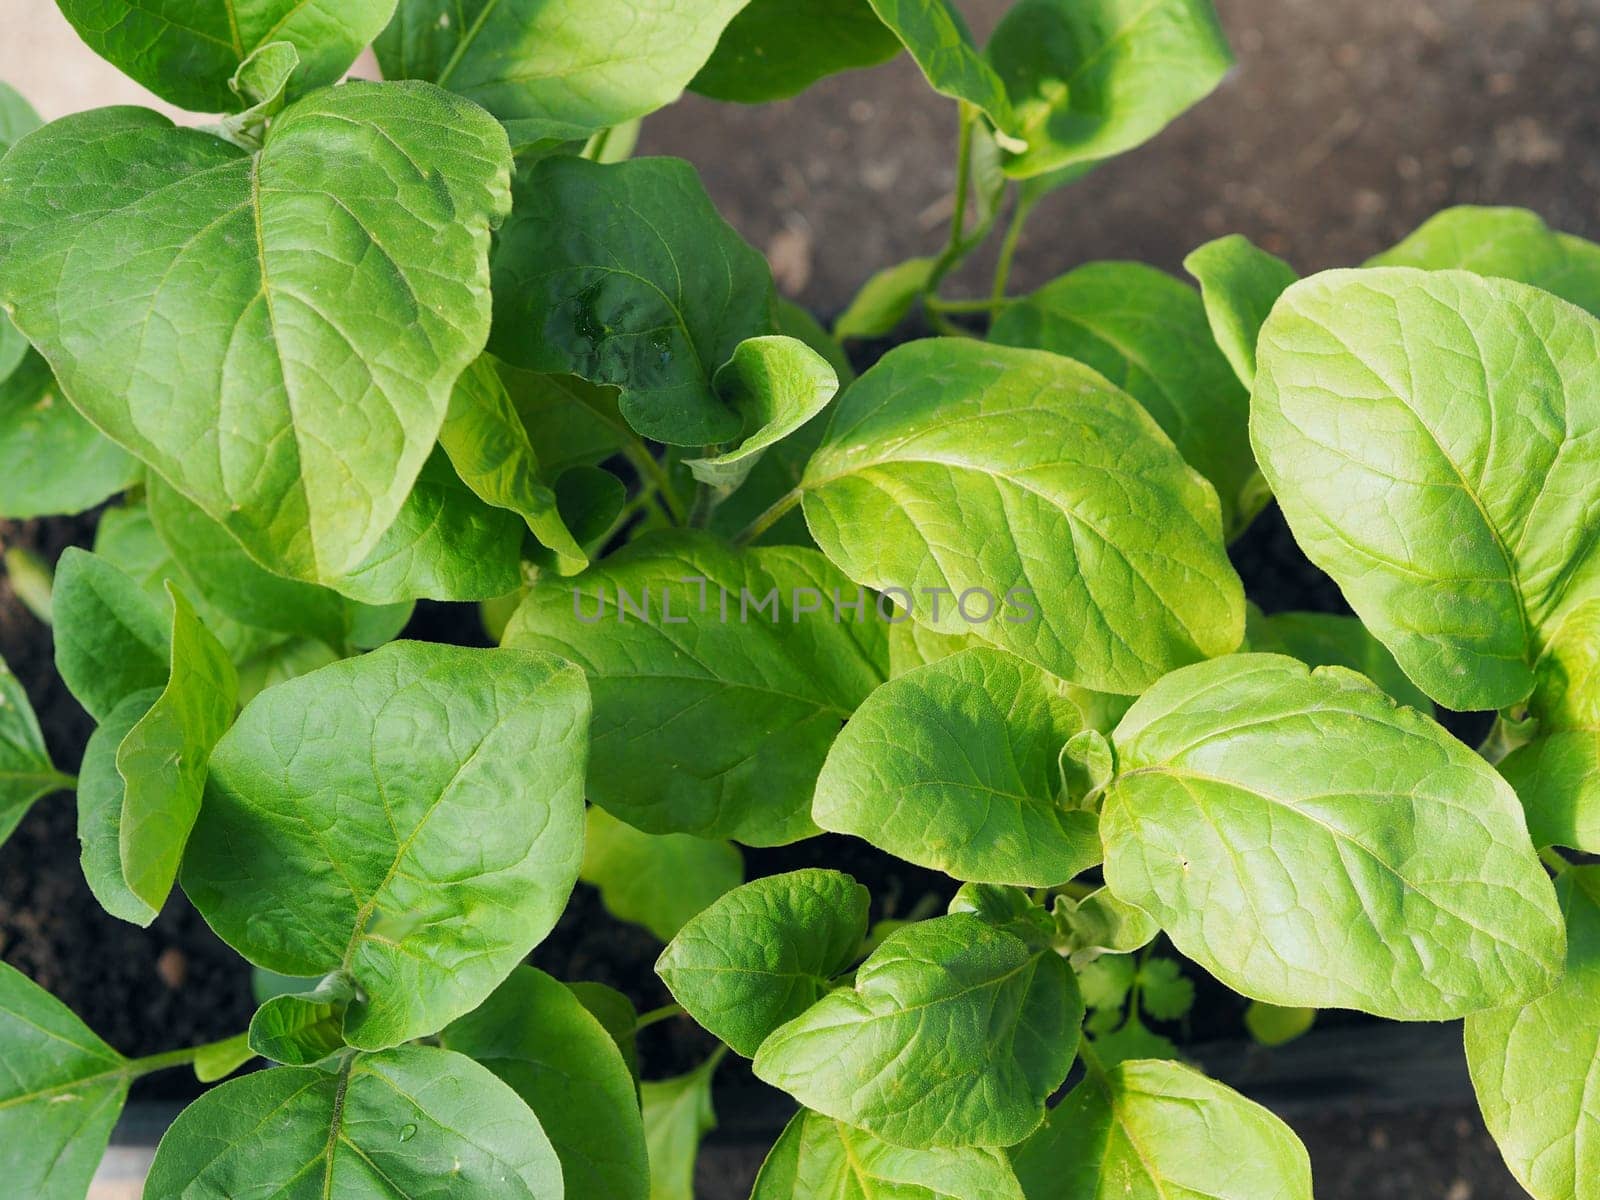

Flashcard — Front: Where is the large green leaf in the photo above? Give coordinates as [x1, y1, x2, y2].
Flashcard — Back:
[864, 0, 1015, 135]
[1466, 866, 1600, 1200]
[988, 0, 1232, 180]
[754, 1108, 1025, 1200]
[490, 155, 776, 446]
[658, 869, 870, 1057]
[801, 339, 1244, 695]
[442, 966, 649, 1200]
[1010, 1058, 1313, 1200]
[1182, 233, 1298, 390]
[815, 646, 1100, 886]
[1100, 654, 1566, 1018]
[0, 963, 129, 1200]
[51, 549, 170, 722]
[754, 913, 1081, 1148]
[146, 475, 395, 651]
[183, 641, 590, 1048]
[0, 356, 136, 519]
[0, 653, 70, 850]
[504, 530, 888, 845]
[693, 0, 902, 103]
[440, 355, 588, 573]
[1244, 605, 1433, 711]
[0, 81, 41, 384]
[1501, 600, 1600, 852]
[0, 83, 512, 583]
[580, 806, 744, 942]
[684, 336, 840, 493]
[327, 446, 527, 604]
[989, 261, 1260, 538]
[642, 1058, 719, 1200]
[376, 0, 747, 147]
[144, 1046, 563, 1197]
[114, 584, 238, 924]
[1369, 206, 1600, 317]
[56, 1, 396, 113]
[1253, 268, 1600, 711]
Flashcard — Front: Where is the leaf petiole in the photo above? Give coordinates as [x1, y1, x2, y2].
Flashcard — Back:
[733, 487, 803, 545]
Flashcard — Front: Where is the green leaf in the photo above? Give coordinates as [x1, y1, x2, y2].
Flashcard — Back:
[192, 1033, 254, 1084]
[1182, 233, 1298, 389]
[0, 353, 137, 521]
[685, 336, 840, 492]
[580, 806, 745, 943]
[0, 653, 69, 849]
[1253, 268, 1600, 711]
[442, 966, 649, 1200]
[247, 971, 356, 1066]
[328, 447, 526, 604]
[692, 0, 902, 103]
[834, 256, 938, 341]
[216, 40, 300, 148]
[0, 81, 41, 384]
[948, 883, 1055, 949]
[499, 364, 631, 479]
[1245, 605, 1433, 711]
[491, 155, 776, 446]
[1100, 653, 1566, 1018]
[146, 475, 377, 651]
[56, 0, 397, 114]
[643, 1058, 719, 1200]
[568, 981, 641, 1085]
[864, 1, 1015, 135]
[1244, 1001, 1316, 1048]
[376, 0, 748, 147]
[1135, 958, 1193, 1021]
[440, 355, 589, 573]
[988, 0, 1233, 180]
[77, 689, 161, 924]
[1052, 888, 1158, 957]
[184, 641, 590, 1048]
[144, 1046, 563, 1197]
[51, 549, 170, 722]
[0, 963, 130, 1200]
[1500, 600, 1600, 852]
[1010, 1058, 1313, 1200]
[816, 646, 1100, 886]
[114, 583, 238, 924]
[990, 260, 1260, 538]
[778, 298, 857, 386]
[504, 530, 888, 845]
[1466, 866, 1600, 1200]
[658, 869, 870, 1057]
[1368, 206, 1600, 317]
[0, 84, 513, 583]
[754, 912, 1081, 1148]
[753, 1108, 1026, 1200]
[801, 339, 1245, 695]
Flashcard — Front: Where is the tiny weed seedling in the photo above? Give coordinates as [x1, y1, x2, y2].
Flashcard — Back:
[1, 3, 1597, 1198]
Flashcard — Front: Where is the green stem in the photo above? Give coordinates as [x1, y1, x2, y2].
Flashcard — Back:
[990, 190, 1038, 305]
[687, 481, 720, 529]
[636, 1003, 685, 1030]
[1076, 1035, 1109, 1082]
[1540, 846, 1573, 877]
[625, 446, 688, 523]
[4, 547, 55, 626]
[734, 487, 803, 545]
[925, 295, 1010, 314]
[924, 104, 978, 297]
[125, 1033, 246, 1080]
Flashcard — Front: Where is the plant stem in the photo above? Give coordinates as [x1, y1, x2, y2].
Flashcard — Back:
[990, 190, 1038, 305]
[924, 103, 978, 297]
[636, 1003, 685, 1030]
[925, 295, 1011, 314]
[125, 1032, 246, 1080]
[1540, 846, 1573, 877]
[625, 446, 688, 523]
[1076, 1036, 1109, 1082]
[687, 481, 719, 529]
[4, 547, 54, 625]
[734, 487, 803, 545]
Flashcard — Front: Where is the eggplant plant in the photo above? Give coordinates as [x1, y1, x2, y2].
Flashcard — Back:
[0, 2, 1595, 1198]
